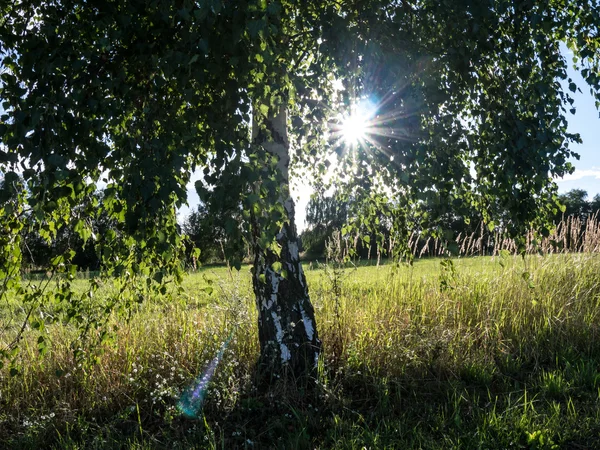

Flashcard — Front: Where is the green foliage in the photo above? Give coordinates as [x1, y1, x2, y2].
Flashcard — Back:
[554, 189, 599, 221]
[181, 203, 248, 265]
[301, 192, 348, 257]
[549, 189, 600, 252]
[591, 194, 600, 215]
[306, 192, 349, 230]
[18, 190, 118, 271]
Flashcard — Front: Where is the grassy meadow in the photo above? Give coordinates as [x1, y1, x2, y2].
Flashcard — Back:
[2, 252, 600, 449]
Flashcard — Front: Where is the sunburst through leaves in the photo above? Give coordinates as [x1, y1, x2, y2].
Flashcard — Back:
[331, 94, 418, 159]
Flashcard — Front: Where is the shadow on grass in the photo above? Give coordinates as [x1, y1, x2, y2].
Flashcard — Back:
[5, 321, 600, 450]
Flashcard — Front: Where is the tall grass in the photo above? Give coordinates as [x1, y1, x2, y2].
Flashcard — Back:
[1, 220, 600, 448]
[408, 214, 600, 258]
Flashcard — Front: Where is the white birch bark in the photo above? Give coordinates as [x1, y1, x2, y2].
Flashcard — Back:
[251, 104, 321, 377]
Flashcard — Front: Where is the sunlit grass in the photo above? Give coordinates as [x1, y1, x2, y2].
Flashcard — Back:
[2, 253, 600, 448]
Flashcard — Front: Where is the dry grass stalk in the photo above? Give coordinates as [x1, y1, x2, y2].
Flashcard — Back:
[410, 215, 600, 258]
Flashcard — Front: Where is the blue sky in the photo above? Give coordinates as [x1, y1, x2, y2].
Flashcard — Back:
[554, 51, 600, 200]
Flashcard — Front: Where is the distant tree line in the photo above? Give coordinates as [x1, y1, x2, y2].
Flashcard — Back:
[180, 188, 600, 263]
[6, 169, 598, 269]
[298, 190, 487, 260]
[298, 189, 600, 260]
[1, 175, 118, 271]
[0, 170, 245, 271]
[549, 189, 600, 251]
[300, 194, 349, 258]
[552, 189, 600, 222]
[180, 202, 248, 267]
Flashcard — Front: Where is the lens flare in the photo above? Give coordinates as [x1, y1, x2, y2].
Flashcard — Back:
[177, 331, 234, 419]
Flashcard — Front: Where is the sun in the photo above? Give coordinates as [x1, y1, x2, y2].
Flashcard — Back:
[341, 114, 368, 145]
[338, 99, 377, 147]
[331, 94, 416, 156]
[327, 88, 422, 171]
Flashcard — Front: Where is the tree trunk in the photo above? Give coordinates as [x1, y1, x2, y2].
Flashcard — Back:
[251, 104, 321, 379]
